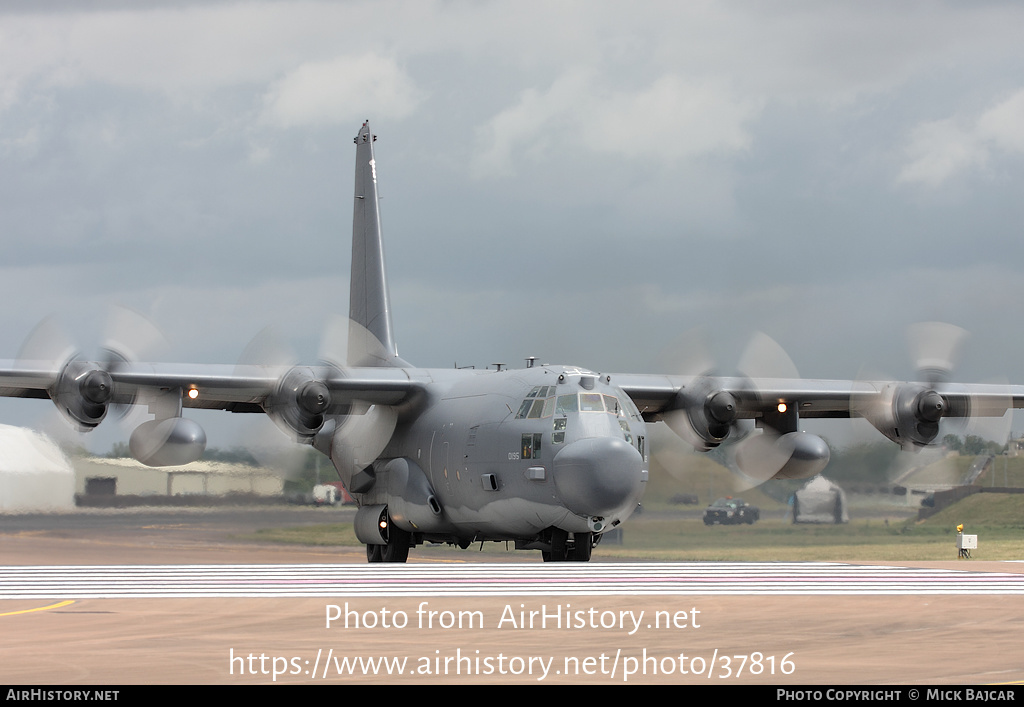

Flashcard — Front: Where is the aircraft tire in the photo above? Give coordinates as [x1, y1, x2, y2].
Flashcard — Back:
[569, 532, 593, 562]
[382, 526, 411, 563]
[542, 528, 569, 562]
[366, 544, 383, 562]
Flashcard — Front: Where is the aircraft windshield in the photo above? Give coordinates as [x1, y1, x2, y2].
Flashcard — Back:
[516, 389, 628, 418]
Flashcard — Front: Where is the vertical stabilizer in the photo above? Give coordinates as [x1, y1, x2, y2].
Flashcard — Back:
[349, 122, 405, 367]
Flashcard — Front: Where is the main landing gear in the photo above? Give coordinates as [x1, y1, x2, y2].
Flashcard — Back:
[366, 515, 411, 563]
[541, 529, 593, 562]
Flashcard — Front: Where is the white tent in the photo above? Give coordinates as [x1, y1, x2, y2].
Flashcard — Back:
[793, 475, 848, 524]
[0, 425, 75, 512]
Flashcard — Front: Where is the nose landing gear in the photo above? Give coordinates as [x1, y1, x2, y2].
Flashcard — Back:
[540, 528, 594, 562]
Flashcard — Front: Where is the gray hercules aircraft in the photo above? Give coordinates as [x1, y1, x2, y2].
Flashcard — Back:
[2, 121, 1022, 562]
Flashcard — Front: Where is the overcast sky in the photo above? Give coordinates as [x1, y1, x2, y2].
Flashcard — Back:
[2, 1, 1024, 451]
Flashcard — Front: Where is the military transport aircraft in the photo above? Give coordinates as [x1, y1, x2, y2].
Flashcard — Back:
[2, 122, 1022, 562]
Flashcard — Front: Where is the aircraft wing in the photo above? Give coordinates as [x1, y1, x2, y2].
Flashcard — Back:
[616, 373, 1024, 416]
[614, 372, 1024, 451]
[0, 360, 420, 410]
[615, 374, 857, 419]
[0, 358, 424, 466]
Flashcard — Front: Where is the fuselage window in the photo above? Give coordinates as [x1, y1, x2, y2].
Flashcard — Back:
[552, 417, 567, 444]
[521, 432, 543, 459]
[619, 418, 633, 444]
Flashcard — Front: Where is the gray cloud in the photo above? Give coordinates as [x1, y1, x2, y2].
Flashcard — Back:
[4, 1, 1024, 449]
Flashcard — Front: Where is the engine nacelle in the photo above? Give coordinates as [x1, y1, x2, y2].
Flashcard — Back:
[354, 504, 390, 545]
[665, 382, 738, 451]
[129, 417, 207, 467]
[861, 383, 946, 450]
[264, 366, 332, 442]
[50, 360, 113, 431]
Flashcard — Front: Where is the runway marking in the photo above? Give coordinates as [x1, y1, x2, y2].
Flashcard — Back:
[3, 562, 1024, 598]
[0, 599, 75, 616]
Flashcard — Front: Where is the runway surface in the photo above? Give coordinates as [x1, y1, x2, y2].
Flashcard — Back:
[3, 511, 1024, 685]
[5, 561, 1024, 598]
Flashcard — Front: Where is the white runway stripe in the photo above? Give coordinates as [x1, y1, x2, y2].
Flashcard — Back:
[3, 562, 1024, 598]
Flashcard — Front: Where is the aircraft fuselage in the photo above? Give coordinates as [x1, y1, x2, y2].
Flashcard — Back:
[347, 364, 648, 554]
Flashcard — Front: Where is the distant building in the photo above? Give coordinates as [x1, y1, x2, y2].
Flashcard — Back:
[74, 456, 285, 500]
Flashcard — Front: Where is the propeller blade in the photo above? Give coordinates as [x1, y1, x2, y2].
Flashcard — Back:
[330, 402, 399, 478]
[732, 432, 794, 487]
[17, 315, 76, 371]
[907, 321, 967, 384]
[317, 315, 349, 371]
[101, 306, 170, 422]
[101, 306, 169, 368]
[737, 330, 799, 381]
[236, 416, 312, 478]
[236, 325, 297, 376]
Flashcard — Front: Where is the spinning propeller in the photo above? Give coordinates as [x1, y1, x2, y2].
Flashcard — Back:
[853, 322, 1013, 488]
[854, 322, 1012, 452]
[234, 316, 398, 482]
[661, 330, 830, 489]
[16, 307, 207, 466]
[17, 307, 169, 430]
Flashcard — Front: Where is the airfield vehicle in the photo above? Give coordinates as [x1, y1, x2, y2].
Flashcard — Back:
[703, 498, 760, 525]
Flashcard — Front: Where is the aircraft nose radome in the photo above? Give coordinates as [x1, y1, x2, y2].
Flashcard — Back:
[552, 436, 644, 517]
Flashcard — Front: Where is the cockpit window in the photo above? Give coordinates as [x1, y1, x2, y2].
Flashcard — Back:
[604, 395, 622, 416]
[620, 394, 642, 420]
[555, 394, 578, 415]
[516, 387, 555, 419]
[516, 389, 631, 421]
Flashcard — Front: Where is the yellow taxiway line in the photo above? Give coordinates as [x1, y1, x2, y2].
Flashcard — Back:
[0, 600, 75, 616]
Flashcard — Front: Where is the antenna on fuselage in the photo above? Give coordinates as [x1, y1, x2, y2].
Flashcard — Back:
[492, 363, 506, 371]
[526, 356, 536, 369]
